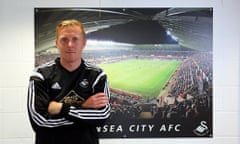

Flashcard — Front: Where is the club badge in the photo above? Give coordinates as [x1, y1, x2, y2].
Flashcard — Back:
[79, 79, 89, 88]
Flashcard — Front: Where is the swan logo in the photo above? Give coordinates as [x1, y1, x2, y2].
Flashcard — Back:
[193, 121, 209, 136]
[79, 79, 89, 88]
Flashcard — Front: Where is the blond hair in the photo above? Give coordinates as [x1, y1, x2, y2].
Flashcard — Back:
[56, 19, 86, 39]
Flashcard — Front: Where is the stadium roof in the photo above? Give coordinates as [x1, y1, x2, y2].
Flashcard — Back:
[35, 8, 212, 53]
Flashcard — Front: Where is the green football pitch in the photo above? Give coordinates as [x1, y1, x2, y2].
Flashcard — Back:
[99, 59, 181, 99]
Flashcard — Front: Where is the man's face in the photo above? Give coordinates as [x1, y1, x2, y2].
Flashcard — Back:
[56, 25, 86, 63]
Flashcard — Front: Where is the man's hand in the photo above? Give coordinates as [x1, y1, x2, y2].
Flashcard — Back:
[81, 93, 109, 109]
[48, 101, 63, 115]
[48, 93, 108, 115]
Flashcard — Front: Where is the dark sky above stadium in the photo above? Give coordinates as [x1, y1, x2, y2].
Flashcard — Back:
[86, 20, 178, 44]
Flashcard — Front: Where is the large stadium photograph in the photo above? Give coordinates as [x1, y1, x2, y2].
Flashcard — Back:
[35, 8, 213, 138]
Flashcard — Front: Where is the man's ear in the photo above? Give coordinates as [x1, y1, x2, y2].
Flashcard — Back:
[55, 39, 59, 49]
[82, 39, 87, 49]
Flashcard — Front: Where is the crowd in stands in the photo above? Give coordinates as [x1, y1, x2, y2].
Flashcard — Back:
[156, 53, 212, 121]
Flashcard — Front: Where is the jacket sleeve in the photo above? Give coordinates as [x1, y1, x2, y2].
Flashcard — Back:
[60, 71, 111, 126]
[27, 71, 73, 131]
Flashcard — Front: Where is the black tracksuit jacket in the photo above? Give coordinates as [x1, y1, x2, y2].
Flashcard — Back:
[27, 58, 111, 144]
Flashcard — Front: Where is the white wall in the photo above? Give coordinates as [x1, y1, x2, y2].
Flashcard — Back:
[0, 0, 239, 144]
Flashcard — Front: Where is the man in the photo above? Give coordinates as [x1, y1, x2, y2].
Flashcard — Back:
[28, 19, 111, 144]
